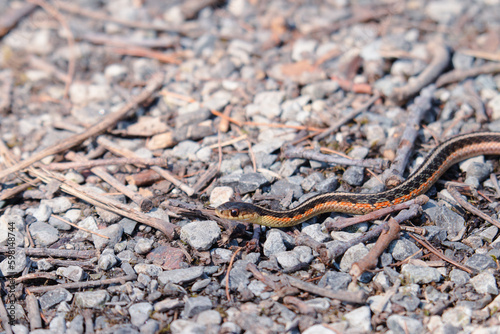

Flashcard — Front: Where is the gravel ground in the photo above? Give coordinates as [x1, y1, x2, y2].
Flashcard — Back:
[1, 0, 500, 333]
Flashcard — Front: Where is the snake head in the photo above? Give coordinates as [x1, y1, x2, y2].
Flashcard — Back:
[215, 202, 260, 223]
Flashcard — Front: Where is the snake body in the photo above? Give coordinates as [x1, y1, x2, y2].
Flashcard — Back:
[216, 132, 500, 227]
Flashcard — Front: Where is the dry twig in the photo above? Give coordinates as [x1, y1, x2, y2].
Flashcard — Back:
[226, 247, 243, 302]
[390, 39, 449, 104]
[446, 184, 500, 229]
[0, 2, 37, 37]
[350, 217, 400, 279]
[26, 274, 137, 294]
[384, 85, 436, 187]
[436, 63, 500, 87]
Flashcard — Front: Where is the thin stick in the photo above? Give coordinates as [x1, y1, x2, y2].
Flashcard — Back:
[26, 293, 42, 330]
[409, 234, 473, 274]
[26, 274, 137, 294]
[285, 275, 367, 304]
[0, 3, 37, 37]
[447, 184, 500, 229]
[42, 157, 168, 171]
[0, 247, 96, 259]
[384, 85, 436, 187]
[111, 47, 181, 64]
[437, 63, 500, 88]
[350, 217, 401, 279]
[0, 72, 164, 181]
[390, 38, 449, 103]
[226, 247, 243, 302]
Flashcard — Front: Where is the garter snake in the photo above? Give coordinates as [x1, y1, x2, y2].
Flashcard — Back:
[216, 132, 500, 227]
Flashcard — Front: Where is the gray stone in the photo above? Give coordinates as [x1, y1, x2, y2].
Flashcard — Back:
[263, 231, 287, 257]
[196, 309, 222, 325]
[389, 238, 421, 261]
[401, 264, 442, 284]
[154, 298, 183, 312]
[93, 224, 124, 251]
[425, 1, 464, 24]
[172, 140, 201, 160]
[465, 254, 496, 271]
[180, 221, 221, 251]
[302, 224, 331, 243]
[220, 322, 241, 334]
[368, 295, 392, 313]
[191, 278, 211, 292]
[41, 197, 72, 214]
[39, 289, 72, 310]
[73, 216, 98, 241]
[29, 222, 59, 246]
[292, 39, 317, 61]
[424, 203, 466, 241]
[391, 293, 420, 312]
[56, 266, 86, 282]
[49, 314, 66, 333]
[134, 263, 163, 277]
[117, 249, 137, 263]
[210, 187, 234, 208]
[11, 324, 29, 334]
[450, 269, 470, 286]
[235, 173, 269, 194]
[37, 259, 53, 271]
[140, 319, 160, 334]
[211, 248, 233, 264]
[66, 314, 84, 334]
[118, 218, 138, 235]
[247, 280, 271, 299]
[339, 243, 369, 272]
[98, 253, 118, 271]
[134, 238, 154, 254]
[269, 179, 303, 199]
[158, 266, 205, 285]
[318, 271, 352, 292]
[387, 314, 424, 334]
[302, 325, 337, 334]
[442, 305, 472, 328]
[301, 80, 339, 100]
[183, 296, 212, 318]
[342, 166, 365, 186]
[48, 215, 72, 231]
[64, 209, 81, 223]
[344, 306, 371, 333]
[129, 302, 153, 327]
[170, 319, 206, 334]
[479, 226, 499, 243]
[0, 251, 27, 277]
[224, 260, 252, 291]
[470, 272, 498, 295]
[27, 203, 52, 222]
[313, 176, 338, 194]
[305, 298, 330, 312]
[301, 172, 325, 192]
[75, 290, 109, 308]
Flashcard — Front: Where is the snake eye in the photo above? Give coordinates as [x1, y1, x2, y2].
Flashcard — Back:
[230, 209, 239, 217]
